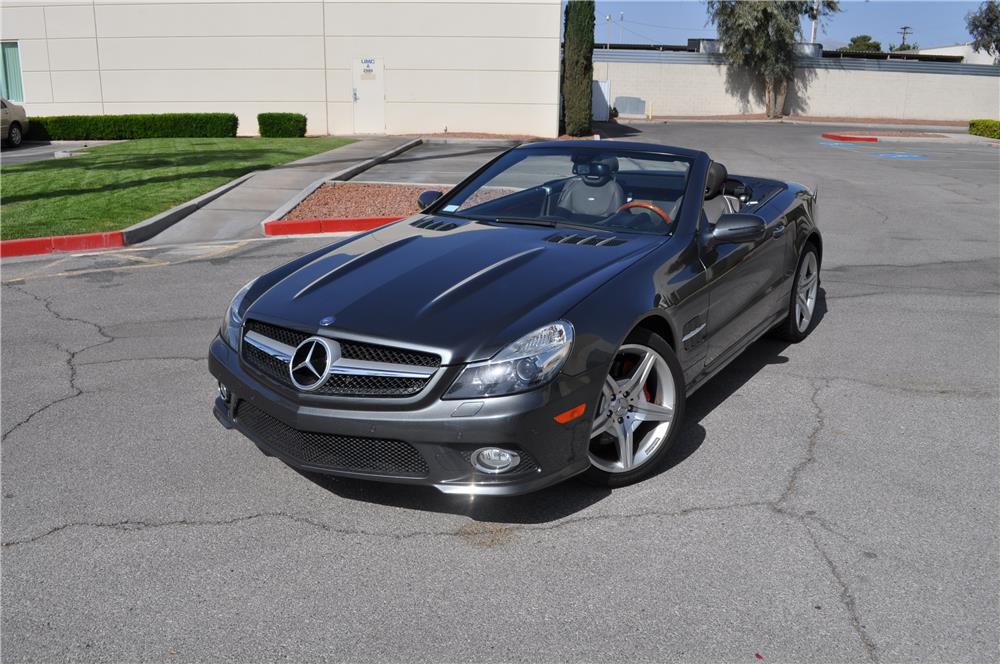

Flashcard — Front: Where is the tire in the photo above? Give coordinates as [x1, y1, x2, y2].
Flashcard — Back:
[7, 122, 23, 147]
[581, 328, 686, 488]
[774, 243, 820, 342]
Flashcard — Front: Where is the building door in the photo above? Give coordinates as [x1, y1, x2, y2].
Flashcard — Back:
[352, 56, 385, 134]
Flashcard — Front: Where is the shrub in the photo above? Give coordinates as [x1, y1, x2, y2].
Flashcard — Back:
[25, 113, 238, 140]
[969, 119, 1000, 139]
[257, 113, 308, 138]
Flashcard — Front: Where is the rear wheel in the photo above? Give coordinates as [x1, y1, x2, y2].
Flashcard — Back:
[582, 329, 685, 488]
[775, 243, 820, 342]
[7, 122, 23, 147]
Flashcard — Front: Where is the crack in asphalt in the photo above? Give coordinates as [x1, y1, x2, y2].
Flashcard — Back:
[1, 283, 116, 441]
[805, 525, 881, 663]
[75, 356, 205, 367]
[2, 501, 773, 548]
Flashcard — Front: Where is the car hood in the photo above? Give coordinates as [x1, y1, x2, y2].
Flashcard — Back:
[246, 216, 665, 363]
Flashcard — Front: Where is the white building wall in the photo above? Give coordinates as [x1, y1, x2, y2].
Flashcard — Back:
[915, 44, 996, 66]
[594, 59, 1000, 122]
[0, 0, 561, 137]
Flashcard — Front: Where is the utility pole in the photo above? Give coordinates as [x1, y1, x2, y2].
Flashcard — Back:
[898, 25, 913, 47]
[809, 0, 820, 43]
[605, 14, 611, 49]
[619, 12, 624, 45]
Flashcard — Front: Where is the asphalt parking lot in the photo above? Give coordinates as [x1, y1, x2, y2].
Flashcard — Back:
[0, 140, 119, 165]
[2, 123, 997, 662]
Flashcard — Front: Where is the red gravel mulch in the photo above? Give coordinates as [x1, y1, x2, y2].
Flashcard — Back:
[282, 182, 444, 220]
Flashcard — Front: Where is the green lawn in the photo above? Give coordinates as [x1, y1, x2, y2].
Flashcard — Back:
[0, 137, 355, 240]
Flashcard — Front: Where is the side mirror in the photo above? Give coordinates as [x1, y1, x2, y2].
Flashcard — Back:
[708, 213, 766, 247]
[417, 190, 443, 210]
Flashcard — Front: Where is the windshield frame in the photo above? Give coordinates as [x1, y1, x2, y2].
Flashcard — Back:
[424, 144, 698, 237]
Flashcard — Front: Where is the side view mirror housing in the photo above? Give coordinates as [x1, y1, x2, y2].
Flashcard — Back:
[417, 190, 443, 210]
[708, 213, 766, 248]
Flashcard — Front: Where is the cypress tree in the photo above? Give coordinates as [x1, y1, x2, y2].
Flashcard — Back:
[563, 1, 595, 136]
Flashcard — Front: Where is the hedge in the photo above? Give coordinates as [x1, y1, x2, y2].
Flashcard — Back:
[25, 113, 239, 140]
[257, 113, 308, 138]
[969, 119, 1000, 139]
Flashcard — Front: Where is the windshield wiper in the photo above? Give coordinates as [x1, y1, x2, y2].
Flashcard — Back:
[486, 216, 558, 228]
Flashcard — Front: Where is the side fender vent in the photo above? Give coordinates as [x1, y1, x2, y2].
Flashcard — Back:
[544, 233, 626, 247]
[412, 218, 460, 232]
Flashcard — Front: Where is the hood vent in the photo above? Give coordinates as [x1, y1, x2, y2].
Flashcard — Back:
[412, 218, 460, 232]
[544, 233, 626, 247]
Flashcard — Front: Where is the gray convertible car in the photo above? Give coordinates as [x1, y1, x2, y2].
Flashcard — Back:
[209, 140, 821, 495]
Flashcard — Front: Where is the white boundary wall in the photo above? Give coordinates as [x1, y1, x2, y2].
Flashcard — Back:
[0, 0, 561, 137]
[594, 51, 1000, 122]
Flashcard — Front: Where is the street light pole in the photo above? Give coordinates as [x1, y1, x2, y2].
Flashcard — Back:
[605, 14, 611, 49]
[809, 0, 820, 43]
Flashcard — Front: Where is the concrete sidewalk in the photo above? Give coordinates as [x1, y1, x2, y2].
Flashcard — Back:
[145, 136, 414, 245]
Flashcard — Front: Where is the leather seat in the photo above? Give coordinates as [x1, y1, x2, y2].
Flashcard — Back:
[556, 156, 625, 218]
[702, 161, 740, 225]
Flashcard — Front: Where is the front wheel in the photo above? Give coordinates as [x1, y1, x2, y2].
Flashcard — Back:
[581, 328, 686, 488]
[7, 122, 23, 147]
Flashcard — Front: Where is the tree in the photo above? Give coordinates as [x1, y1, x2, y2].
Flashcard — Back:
[966, 0, 1000, 63]
[838, 34, 882, 52]
[889, 42, 919, 51]
[707, 1, 840, 118]
[562, 1, 595, 136]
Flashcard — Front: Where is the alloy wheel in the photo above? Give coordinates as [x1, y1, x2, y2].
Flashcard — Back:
[795, 251, 819, 333]
[589, 343, 676, 473]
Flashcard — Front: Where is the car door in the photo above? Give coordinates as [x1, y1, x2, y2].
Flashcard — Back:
[701, 206, 789, 368]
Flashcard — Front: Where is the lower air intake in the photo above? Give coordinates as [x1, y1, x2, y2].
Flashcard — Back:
[236, 402, 429, 477]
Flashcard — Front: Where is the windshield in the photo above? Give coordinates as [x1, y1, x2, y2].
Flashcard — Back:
[435, 147, 693, 235]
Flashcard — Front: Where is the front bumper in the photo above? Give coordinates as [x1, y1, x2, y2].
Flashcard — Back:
[208, 336, 598, 496]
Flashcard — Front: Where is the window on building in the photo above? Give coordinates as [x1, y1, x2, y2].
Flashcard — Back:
[1, 42, 24, 102]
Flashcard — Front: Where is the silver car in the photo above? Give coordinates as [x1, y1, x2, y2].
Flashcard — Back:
[1, 97, 29, 147]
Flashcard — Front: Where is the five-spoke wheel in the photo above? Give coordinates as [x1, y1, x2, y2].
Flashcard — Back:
[584, 330, 684, 486]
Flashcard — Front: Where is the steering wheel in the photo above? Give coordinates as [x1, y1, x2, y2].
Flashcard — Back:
[616, 201, 672, 226]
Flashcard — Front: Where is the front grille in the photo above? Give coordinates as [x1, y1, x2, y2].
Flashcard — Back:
[236, 401, 429, 477]
[242, 320, 440, 397]
[315, 375, 429, 396]
[244, 320, 440, 368]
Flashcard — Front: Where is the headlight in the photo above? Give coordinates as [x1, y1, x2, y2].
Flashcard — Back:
[445, 321, 574, 399]
[220, 279, 257, 348]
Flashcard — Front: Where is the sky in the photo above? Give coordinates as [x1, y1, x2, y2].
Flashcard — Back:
[589, 1, 983, 50]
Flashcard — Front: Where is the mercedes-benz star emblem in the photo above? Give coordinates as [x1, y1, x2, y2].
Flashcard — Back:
[288, 336, 340, 391]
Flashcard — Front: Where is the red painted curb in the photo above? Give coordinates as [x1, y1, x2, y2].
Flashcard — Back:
[264, 216, 403, 236]
[821, 132, 879, 143]
[1, 231, 125, 259]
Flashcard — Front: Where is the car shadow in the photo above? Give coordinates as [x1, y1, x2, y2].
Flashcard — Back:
[592, 121, 644, 138]
[301, 289, 827, 523]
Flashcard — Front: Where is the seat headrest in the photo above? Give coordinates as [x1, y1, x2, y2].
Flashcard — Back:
[573, 155, 619, 179]
[705, 161, 728, 200]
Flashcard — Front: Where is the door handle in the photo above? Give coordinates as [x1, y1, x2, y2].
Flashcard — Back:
[772, 223, 786, 238]
[352, 88, 358, 102]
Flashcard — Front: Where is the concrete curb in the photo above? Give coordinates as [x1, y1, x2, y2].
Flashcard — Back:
[121, 172, 256, 244]
[262, 138, 423, 226]
[821, 132, 879, 143]
[419, 136, 524, 146]
[0, 231, 125, 259]
[264, 216, 404, 236]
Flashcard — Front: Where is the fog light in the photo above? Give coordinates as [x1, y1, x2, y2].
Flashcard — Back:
[472, 447, 521, 474]
[218, 382, 231, 402]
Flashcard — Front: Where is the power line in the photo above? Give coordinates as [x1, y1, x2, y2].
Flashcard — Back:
[623, 18, 715, 33]
[898, 25, 913, 46]
[618, 23, 660, 45]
